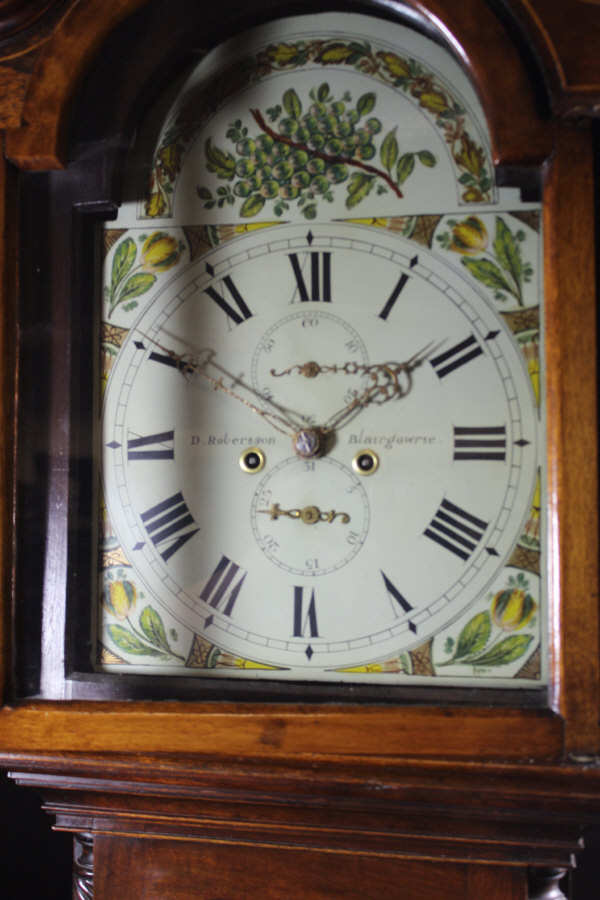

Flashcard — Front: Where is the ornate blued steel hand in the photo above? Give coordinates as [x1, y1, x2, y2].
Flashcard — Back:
[270, 343, 434, 436]
[257, 502, 350, 524]
[141, 334, 301, 439]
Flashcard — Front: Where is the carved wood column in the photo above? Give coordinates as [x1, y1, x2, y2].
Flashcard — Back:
[72, 833, 94, 900]
[528, 867, 569, 900]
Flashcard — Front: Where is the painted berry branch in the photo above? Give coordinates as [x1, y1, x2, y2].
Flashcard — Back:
[250, 107, 403, 198]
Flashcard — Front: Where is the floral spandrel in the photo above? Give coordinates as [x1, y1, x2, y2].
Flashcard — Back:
[102, 567, 186, 663]
[105, 231, 186, 319]
[436, 572, 537, 672]
[437, 215, 534, 307]
[197, 83, 437, 220]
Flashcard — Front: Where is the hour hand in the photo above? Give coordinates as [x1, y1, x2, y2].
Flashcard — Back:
[270, 342, 433, 394]
[269, 344, 434, 434]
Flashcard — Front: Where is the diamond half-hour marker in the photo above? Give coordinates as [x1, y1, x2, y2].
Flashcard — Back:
[204, 614, 214, 628]
[206, 262, 214, 276]
[106, 441, 121, 450]
[305, 645, 314, 660]
[133, 541, 145, 551]
[306, 231, 314, 245]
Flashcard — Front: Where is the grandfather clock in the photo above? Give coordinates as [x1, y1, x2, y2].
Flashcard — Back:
[1, 1, 600, 898]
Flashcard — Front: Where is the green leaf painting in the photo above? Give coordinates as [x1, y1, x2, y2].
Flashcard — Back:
[196, 82, 437, 219]
[103, 585, 186, 662]
[380, 128, 398, 174]
[205, 138, 236, 179]
[104, 230, 186, 319]
[146, 36, 492, 217]
[139, 606, 174, 656]
[110, 238, 136, 293]
[108, 624, 167, 658]
[466, 634, 534, 668]
[461, 258, 514, 295]
[451, 612, 492, 663]
[436, 572, 538, 672]
[346, 172, 376, 209]
[437, 215, 534, 306]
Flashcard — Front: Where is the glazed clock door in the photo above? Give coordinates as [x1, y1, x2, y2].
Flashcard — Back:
[95, 10, 545, 695]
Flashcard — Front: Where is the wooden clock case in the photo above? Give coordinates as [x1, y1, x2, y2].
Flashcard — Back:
[0, 0, 599, 896]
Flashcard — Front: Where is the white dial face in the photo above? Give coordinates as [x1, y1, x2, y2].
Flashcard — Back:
[101, 223, 539, 679]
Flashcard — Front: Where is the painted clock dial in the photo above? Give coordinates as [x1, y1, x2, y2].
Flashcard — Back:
[97, 12, 545, 687]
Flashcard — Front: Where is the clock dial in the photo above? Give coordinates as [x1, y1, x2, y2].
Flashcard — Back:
[96, 11, 544, 687]
[100, 223, 540, 680]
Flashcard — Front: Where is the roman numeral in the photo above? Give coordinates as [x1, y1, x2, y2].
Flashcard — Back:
[453, 426, 507, 461]
[288, 252, 331, 302]
[378, 258, 417, 321]
[149, 349, 180, 369]
[378, 273, 409, 321]
[430, 335, 483, 379]
[199, 554, 246, 618]
[127, 430, 175, 461]
[381, 571, 417, 634]
[140, 492, 199, 562]
[145, 346, 195, 378]
[293, 586, 319, 637]
[204, 274, 253, 326]
[424, 499, 488, 561]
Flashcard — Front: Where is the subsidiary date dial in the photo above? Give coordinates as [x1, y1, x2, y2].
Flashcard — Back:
[251, 456, 370, 576]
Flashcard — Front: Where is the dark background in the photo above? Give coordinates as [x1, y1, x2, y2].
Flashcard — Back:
[0, 772, 72, 897]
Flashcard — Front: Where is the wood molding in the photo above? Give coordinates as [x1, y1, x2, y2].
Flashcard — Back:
[0, 703, 565, 759]
[0, 754, 590, 900]
[1, 2, 600, 169]
[0, 0, 66, 47]
[6, 754, 597, 867]
[4, 0, 149, 168]
[543, 121, 600, 752]
[505, 0, 600, 117]
[3, 0, 556, 171]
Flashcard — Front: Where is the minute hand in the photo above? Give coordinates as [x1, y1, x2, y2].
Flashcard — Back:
[142, 335, 299, 438]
